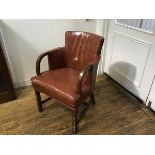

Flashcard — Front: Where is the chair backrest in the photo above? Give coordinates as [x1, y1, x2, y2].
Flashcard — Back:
[65, 31, 104, 70]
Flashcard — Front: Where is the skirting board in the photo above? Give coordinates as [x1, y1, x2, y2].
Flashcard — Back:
[14, 79, 31, 88]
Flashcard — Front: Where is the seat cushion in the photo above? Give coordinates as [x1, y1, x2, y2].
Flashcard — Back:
[31, 68, 90, 109]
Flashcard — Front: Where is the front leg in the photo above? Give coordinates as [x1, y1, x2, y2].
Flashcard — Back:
[34, 90, 43, 112]
[72, 109, 78, 134]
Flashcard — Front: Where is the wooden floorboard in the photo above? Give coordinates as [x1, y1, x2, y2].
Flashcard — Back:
[0, 74, 155, 135]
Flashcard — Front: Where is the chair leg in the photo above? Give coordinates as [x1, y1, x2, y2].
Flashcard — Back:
[34, 90, 43, 112]
[72, 109, 78, 134]
[91, 93, 96, 105]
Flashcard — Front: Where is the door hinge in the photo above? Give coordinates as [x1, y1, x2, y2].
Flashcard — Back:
[147, 101, 152, 108]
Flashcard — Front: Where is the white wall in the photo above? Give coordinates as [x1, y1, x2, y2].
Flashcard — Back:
[73, 19, 96, 32]
[0, 19, 97, 88]
[95, 19, 109, 74]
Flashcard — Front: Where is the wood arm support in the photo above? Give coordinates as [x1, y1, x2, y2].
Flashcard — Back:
[77, 56, 101, 95]
[36, 51, 49, 76]
[77, 64, 92, 95]
[36, 47, 65, 76]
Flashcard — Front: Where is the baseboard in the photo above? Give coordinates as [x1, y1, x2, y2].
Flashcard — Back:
[14, 79, 31, 88]
[104, 73, 143, 103]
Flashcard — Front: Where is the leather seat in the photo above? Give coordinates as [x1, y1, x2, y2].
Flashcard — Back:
[31, 31, 104, 134]
[31, 68, 90, 109]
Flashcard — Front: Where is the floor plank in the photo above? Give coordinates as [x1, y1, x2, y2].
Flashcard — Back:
[0, 74, 155, 135]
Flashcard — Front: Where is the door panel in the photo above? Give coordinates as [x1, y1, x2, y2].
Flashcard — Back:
[105, 19, 155, 102]
[146, 76, 155, 111]
[110, 32, 151, 87]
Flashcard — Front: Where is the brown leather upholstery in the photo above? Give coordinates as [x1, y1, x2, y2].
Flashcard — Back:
[48, 47, 66, 70]
[65, 31, 103, 70]
[31, 31, 104, 134]
[32, 68, 90, 109]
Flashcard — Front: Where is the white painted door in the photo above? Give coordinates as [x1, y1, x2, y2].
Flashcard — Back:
[146, 76, 155, 111]
[104, 19, 155, 102]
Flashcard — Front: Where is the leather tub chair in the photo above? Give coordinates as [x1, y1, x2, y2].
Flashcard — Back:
[31, 31, 104, 134]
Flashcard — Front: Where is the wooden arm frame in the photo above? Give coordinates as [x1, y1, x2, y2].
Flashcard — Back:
[36, 47, 64, 76]
[77, 64, 92, 95]
[36, 51, 50, 76]
[77, 62, 99, 95]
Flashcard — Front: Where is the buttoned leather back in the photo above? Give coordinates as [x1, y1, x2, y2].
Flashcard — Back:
[65, 31, 104, 70]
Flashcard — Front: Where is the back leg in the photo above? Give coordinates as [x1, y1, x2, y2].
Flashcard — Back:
[90, 93, 96, 105]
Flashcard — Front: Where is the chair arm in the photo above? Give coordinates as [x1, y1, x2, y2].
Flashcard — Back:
[36, 47, 65, 76]
[77, 56, 101, 95]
